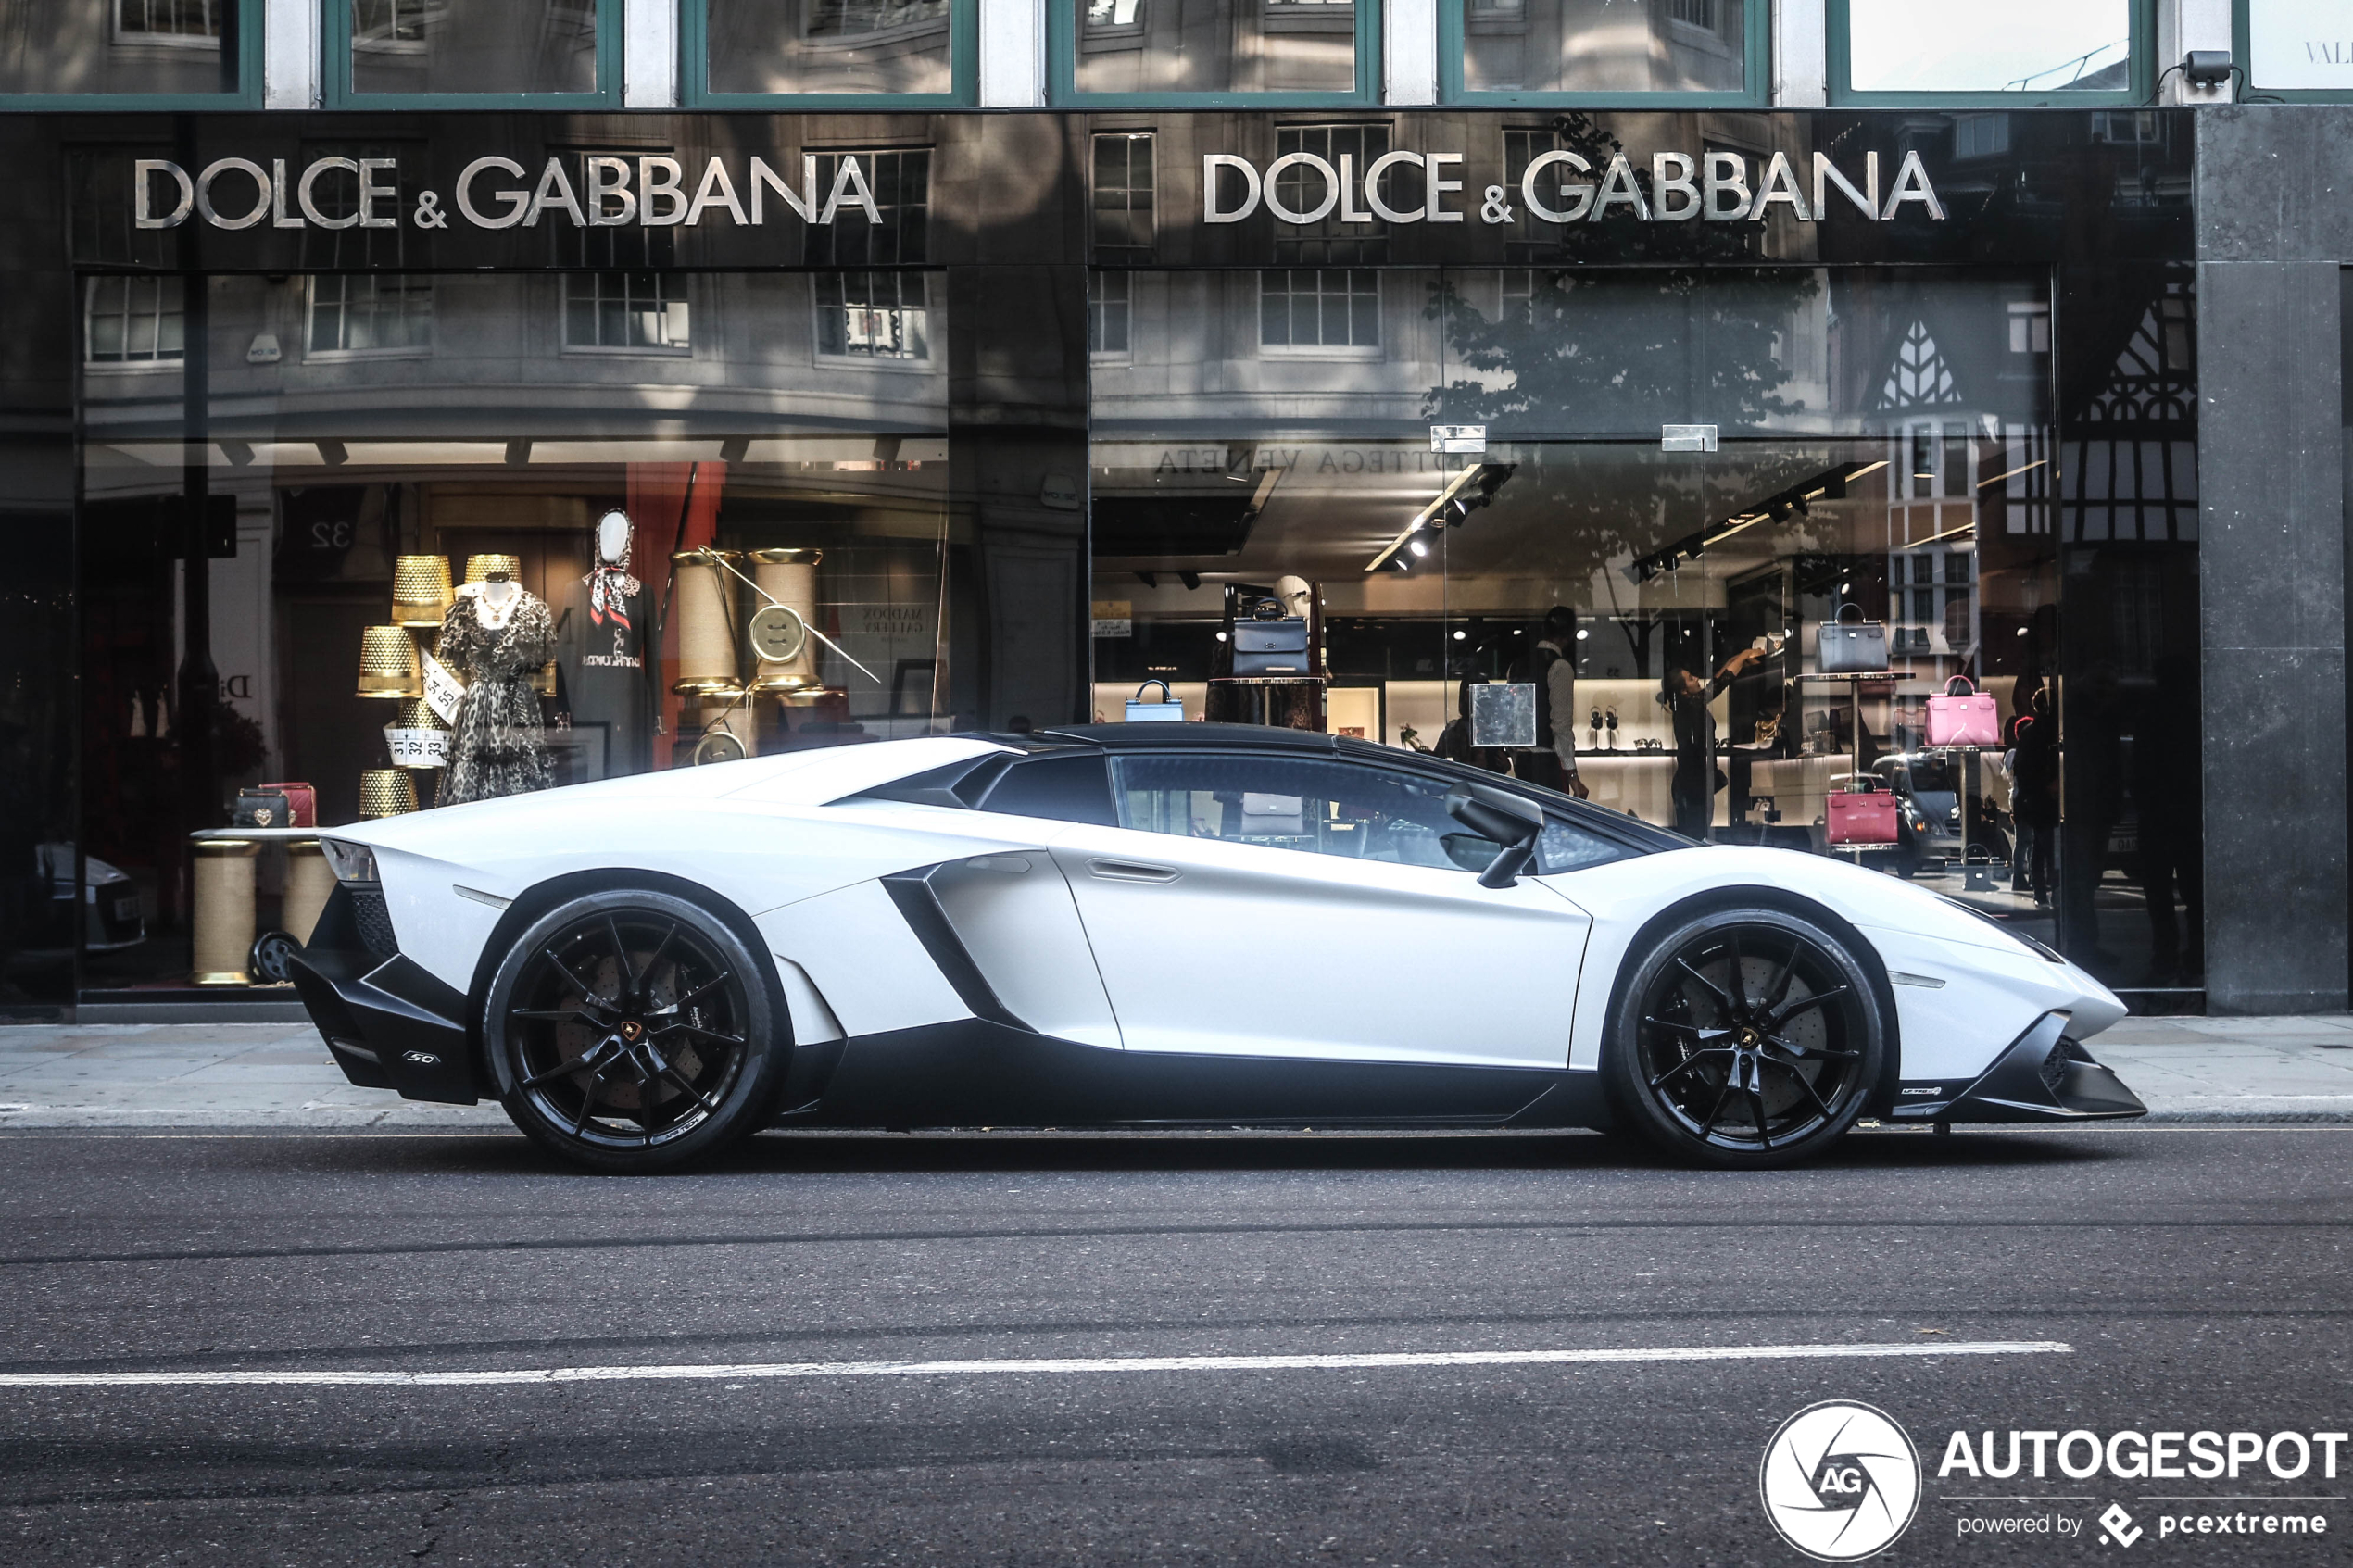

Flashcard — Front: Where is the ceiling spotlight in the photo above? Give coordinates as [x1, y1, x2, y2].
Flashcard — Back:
[2015, 626, 2029, 636]
[1840, 581, 1852, 594]
[1214, 631, 1227, 642]
[1575, 628, 1589, 640]
[1452, 630, 1466, 641]
[1408, 536, 1428, 557]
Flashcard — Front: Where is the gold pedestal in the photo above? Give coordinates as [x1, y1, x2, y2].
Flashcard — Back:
[283, 839, 335, 945]
[191, 838, 259, 985]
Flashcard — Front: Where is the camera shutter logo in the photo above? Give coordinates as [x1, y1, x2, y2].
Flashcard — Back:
[1758, 1400, 1921, 1561]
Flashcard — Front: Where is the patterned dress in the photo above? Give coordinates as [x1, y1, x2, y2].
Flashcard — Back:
[439, 586, 556, 806]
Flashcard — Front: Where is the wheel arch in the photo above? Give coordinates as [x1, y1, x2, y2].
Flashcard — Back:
[463, 868, 793, 1077]
[1604, 884, 1905, 1114]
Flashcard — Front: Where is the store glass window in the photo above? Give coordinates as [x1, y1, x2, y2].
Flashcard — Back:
[1460, 0, 1748, 96]
[704, 0, 956, 97]
[1068, 0, 1359, 97]
[1087, 263, 2198, 993]
[345, 0, 599, 97]
[0, 0, 243, 97]
[1841, 0, 2133, 95]
[77, 268, 956, 996]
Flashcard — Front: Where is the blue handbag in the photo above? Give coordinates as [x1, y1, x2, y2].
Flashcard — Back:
[1125, 679, 1185, 722]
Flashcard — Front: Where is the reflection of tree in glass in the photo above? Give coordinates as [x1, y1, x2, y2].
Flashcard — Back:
[1419, 252, 1819, 676]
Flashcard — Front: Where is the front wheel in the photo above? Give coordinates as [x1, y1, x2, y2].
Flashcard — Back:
[484, 889, 786, 1173]
[1602, 907, 1886, 1169]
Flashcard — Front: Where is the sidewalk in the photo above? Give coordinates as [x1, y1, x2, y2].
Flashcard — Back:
[2, 1016, 2351, 1130]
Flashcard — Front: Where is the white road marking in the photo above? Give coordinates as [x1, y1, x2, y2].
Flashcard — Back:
[0, 1339, 2070, 1390]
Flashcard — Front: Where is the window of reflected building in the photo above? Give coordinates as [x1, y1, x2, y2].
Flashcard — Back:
[701, 0, 959, 98]
[343, 0, 603, 98]
[1087, 257, 2196, 994]
[1066, 0, 1363, 98]
[0, 0, 245, 97]
[77, 268, 958, 992]
[1456, 0, 1751, 97]
[1839, 0, 2137, 97]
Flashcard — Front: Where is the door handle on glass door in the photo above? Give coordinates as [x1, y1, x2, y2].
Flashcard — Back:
[1087, 859, 1180, 884]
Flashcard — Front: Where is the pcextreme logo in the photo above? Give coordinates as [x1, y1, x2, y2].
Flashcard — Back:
[1759, 1401, 1923, 1562]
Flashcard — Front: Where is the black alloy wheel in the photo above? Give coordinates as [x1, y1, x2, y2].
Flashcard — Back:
[1604, 907, 1885, 1169]
[484, 889, 786, 1173]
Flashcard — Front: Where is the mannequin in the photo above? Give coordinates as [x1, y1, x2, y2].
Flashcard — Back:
[555, 508, 651, 774]
[440, 563, 556, 805]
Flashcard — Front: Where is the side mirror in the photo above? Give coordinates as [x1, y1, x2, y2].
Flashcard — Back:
[1443, 783, 1546, 888]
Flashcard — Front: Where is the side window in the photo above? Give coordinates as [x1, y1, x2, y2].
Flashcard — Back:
[1109, 753, 1492, 871]
[1537, 814, 1633, 875]
[974, 752, 1118, 826]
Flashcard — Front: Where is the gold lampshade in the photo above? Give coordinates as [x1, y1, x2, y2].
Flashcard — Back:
[463, 553, 522, 585]
[190, 837, 259, 985]
[358, 769, 420, 818]
[390, 696, 447, 732]
[391, 555, 454, 626]
[356, 625, 422, 698]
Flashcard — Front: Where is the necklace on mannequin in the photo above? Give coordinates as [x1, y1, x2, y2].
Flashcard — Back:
[464, 577, 523, 630]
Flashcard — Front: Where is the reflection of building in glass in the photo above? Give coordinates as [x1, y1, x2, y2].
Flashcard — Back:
[1074, 0, 1358, 96]
[1464, 0, 1744, 94]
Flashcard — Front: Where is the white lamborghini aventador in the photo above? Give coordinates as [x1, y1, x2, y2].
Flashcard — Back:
[290, 724, 2143, 1172]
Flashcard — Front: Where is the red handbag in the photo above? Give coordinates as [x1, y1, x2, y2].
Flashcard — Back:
[1825, 781, 1899, 847]
[1926, 676, 1999, 749]
[258, 781, 318, 829]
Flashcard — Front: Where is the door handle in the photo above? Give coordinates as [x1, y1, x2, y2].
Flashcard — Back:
[1088, 858, 1180, 884]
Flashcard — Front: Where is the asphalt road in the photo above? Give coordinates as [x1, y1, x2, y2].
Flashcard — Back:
[0, 1124, 2347, 1565]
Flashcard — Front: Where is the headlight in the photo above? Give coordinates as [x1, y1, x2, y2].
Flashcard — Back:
[1938, 894, 2063, 963]
[320, 839, 379, 883]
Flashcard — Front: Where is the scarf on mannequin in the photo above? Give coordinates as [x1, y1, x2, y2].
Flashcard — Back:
[585, 531, 643, 629]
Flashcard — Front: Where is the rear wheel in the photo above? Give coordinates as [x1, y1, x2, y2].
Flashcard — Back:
[484, 889, 786, 1173]
[1603, 907, 1885, 1169]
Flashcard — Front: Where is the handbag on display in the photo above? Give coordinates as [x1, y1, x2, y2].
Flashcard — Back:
[1231, 617, 1310, 676]
[232, 788, 292, 830]
[258, 781, 318, 828]
[1824, 779, 1900, 846]
[1816, 603, 1890, 675]
[1925, 675, 2000, 748]
[1125, 679, 1186, 722]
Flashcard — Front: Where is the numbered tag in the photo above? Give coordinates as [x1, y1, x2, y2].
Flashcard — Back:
[421, 648, 466, 725]
[384, 726, 449, 769]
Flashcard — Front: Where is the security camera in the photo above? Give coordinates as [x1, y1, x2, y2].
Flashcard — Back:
[2183, 51, 2233, 89]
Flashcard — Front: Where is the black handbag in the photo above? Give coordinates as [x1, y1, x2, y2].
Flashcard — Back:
[1816, 602, 1890, 674]
[1232, 616, 1311, 675]
[232, 788, 291, 829]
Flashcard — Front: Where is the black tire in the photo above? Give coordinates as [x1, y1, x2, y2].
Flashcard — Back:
[1602, 906, 1886, 1169]
[483, 889, 787, 1173]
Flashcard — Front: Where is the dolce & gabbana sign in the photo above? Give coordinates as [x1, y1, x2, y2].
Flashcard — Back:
[131, 153, 887, 232]
[1202, 147, 1945, 226]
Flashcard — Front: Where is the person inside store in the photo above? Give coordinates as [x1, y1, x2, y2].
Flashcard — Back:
[1506, 606, 1588, 799]
[1659, 645, 1768, 840]
[2006, 678, 2057, 908]
[1434, 673, 1510, 774]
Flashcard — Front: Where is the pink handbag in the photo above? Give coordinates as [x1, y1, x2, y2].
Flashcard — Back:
[1825, 781, 1899, 847]
[1926, 676, 1999, 749]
